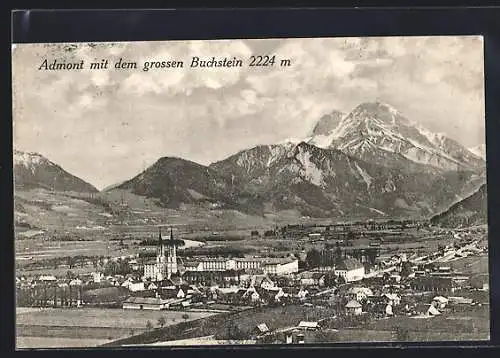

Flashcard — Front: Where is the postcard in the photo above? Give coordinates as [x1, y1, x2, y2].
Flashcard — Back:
[12, 36, 489, 348]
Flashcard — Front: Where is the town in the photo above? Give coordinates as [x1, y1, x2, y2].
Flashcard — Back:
[16, 220, 489, 346]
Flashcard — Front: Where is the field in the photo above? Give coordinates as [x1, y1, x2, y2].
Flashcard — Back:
[105, 299, 491, 347]
[362, 304, 490, 341]
[17, 336, 111, 349]
[448, 254, 489, 275]
[16, 307, 218, 348]
[105, 304, 339, 346]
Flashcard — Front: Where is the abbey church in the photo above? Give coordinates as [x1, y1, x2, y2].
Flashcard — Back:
[143, 227, 178, 281]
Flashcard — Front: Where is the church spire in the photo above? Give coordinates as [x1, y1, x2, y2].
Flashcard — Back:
[158, 226, 163, 256]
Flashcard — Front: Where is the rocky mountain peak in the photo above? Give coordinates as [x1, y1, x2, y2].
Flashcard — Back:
[311, 109, 345, 136]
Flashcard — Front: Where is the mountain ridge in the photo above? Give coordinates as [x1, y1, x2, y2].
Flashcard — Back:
[307, 101, 485, 173]
[14, 150, 99, 193]
[430, 183, 487, 227]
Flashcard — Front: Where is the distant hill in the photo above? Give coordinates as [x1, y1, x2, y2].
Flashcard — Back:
[430, 184, 487, 227]
[14, 150, 98, 193]
[109, 156, 243, 211]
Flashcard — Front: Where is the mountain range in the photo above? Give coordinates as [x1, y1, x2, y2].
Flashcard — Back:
[430, 183, 487, 227]
[14, 150, 98, 193]
[469, 144, 486, 160]
[13, 101, 487, 221]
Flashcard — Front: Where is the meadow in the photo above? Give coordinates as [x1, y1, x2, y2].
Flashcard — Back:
[16, 307, 218, 348]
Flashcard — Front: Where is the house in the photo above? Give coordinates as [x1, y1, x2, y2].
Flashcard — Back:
[432, 296, 449, 309]
[252, 275, 275, 290]
[298, 272, 325, 287]
[427, 304, 441, 316]
[264, 287, 286, 302]
[382, 293, 401, 306]
[345, 300, 363, 315]
[409, 277, 457, 293]
[254, 323, 271, 336]
[122, 278, 145, 292]
[334, 258, 365, 282]
[297, 288, 309, 300]
[262, 257, 299, 275]
[147, 282, 158, 290]
[122, 297, 169, 310]
[92, 272, 104, 283]
[243, 287, 262, 304]
[182, 261, 203, 272]
[176, 288, 186, 299]
[297, 321, 320, 331]
[276, 276, 293, 287]
[158, 287, 180, 299]
[69, 278, 83, 286]
[348, 287, 373, 302]
[38, 275, 57, 282]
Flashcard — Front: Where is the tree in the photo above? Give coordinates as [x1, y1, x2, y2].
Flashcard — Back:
[437, 244, 446, 256]
[226, 323, 247, 340]
[346, 231, 356, 246]
[337, 274, 346, 285]
[400, 261, 413, 278]
[66, 270, 76, 279]
[365, 248, 379, 266]
[157, 316, 166, 328]
[394, 327, 410, 342]
[306, 248, 321, 268]
[324, 272, 337, 288]
[335, 244, 343, 263]
[146, 320, 153, 330]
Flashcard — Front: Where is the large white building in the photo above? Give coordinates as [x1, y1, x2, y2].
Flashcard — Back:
[334, 258, 365, 282]
[181, 256, 298, 275]
[262, 257, 299, 275]
[143, 227, 178, 281]
[183, 258, 236, 272]
[234, 258, 262, 271]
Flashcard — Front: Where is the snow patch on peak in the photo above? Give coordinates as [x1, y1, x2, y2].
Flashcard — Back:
[278, 137, 311, 145]
[469, 144, 486, 159]
[354, 162, 373, 190]
[417, 126, 447, 146]
[14, 150, 48, 174]
[308, 133, 337, 149]
[294, 147, 324, 187]
[266, 144, 291, 167]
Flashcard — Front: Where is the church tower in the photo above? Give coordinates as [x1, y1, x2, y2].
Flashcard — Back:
[166, 227, 178, 277]
[155, 227, 167, 281]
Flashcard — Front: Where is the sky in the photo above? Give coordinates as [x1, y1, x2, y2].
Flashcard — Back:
[12, 36, 485, 190]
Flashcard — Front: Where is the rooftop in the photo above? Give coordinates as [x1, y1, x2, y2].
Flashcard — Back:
[336, 258, 363, 271]
[123, 297, 168, 305]
[345, 300, 362, 308]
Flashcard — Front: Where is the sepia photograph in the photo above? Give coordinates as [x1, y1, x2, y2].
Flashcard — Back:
[12, 36, 489, 348]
